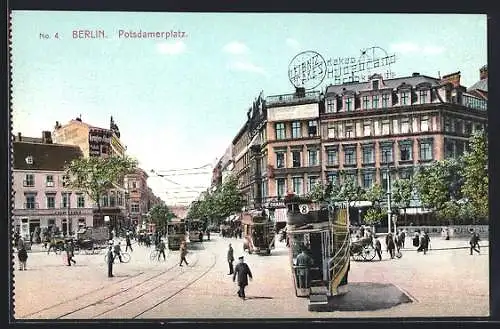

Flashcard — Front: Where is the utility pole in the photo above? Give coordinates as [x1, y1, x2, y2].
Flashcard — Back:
[384, 150, 392, 234]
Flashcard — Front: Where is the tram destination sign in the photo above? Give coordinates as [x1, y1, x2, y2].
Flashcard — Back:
[288, 46, 397, 89]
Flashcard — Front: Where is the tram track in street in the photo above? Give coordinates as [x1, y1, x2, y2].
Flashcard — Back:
[54, 252, 202, 319]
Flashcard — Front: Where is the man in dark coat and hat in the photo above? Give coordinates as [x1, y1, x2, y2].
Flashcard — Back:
[227, 243, 235, 275]
[233, 256, 253, 299]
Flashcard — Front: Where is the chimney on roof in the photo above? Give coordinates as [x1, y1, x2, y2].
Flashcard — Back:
[42, 131, 53, 144]
[17, 132, 21, 141]
[295, 87, 306, 98]
[480, 65, 488, 80]
[412, 72, 420, 77]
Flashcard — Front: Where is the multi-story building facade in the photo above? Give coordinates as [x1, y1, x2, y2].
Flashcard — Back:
[124, 168, 150, 227]
[52, 117, 129, 229]
[221, 66, 487, 227]
[12, 133, 95, 240]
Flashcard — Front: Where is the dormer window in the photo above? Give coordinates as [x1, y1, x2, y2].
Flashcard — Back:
[345, 97, 353, 111]
[25, 155, 33, 165]
[401, 91, 410, 105]
[372, 80, 379, 90]
[419, 90, 428, 104]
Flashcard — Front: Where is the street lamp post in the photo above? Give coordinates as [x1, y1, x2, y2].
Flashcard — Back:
[384, 150, 392, 234]
[104, 215, 112, 241]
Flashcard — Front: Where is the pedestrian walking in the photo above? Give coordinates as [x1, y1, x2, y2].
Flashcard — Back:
[17, 238, 28, 271]
[113, 241, 123, 263]
[398, 229, 406, 248]
[157, 238, 167, 261]
[207, 230, 211, 241]
[413, 231, 420, 248]
[179, 241, 189, 266]
[227, 243, 235, 275]
[233, 256, 253, 300]
[125, 234, 133, 252]
[295, 249, 313, 288]
[107, 244, 114, 277]
[374, 237, 382, 261]
[386, 233, 396, 259]
[417, 231, 430, 254]
[469, 231, 481, 255]
[65, 241, 76, 266]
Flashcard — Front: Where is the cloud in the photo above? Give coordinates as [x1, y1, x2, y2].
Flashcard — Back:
[157, 41, 186, 55]
[222, 41, 249, 55]
[286, 38, 300, 50]
[228, 60, 268, 76]
[390, 42, 445, 55]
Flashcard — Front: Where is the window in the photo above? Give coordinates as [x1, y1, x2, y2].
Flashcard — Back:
[77, 194, 85, 208]
[327, 172, 338, 185]
[292, 121, 301, 138]
[276, 178, 286, 197]
[420, 140, 433, 161]
[132, 181, 137, 189]
[102, 195, 109, 207]
[344, 147, 356, 165]
[399, 169, 412, 180]
[455, 120, 463, 134]
[345, 124, 354, 138]
[399, 143, 412, 161]
[131, 204, 140, 213]
[275, 123, 286, 140]
[46, 195, 55, 209]
[327, 126, 336, 139]
[381, 171, 391, 191]
[276, 151, 286, 168]
[372, 95, 379, 109]
[444, 118, 452, 132]
[24, 174, 34, 187]
[345, 97, 353, 111]
[261, 181, 268, 199]
[117, 192, 123, 206]
[401, 91, 410, 105]
[420, 116, 429, 132]
[419, 90, 428, 104]
[308, 121, 318, 136]
[62, 193, 70, 208]
[445, 140, 456, 159]
[362, 172, 374, 189]
[382, 94, 390, 108]
[363, 121, 372, 136]
[401, 118, 410, 134]
[475, 124, 483, 132]
[326, 98, 335, 113]
[362, 96, 370, 109]
[326, 149, 338, 166]
[292, 177, 303, 195]
[308, 149, 318, 166]
[464, 122, 473, 135]
[46, 175, 54, 187]
[308, 176, 319, 192]
[381, 147, 393, 163]
[381, 121, 390, 135]
[110, 192, 116, 207]
[25, 195, 36, 209]
[344, 173, 357, 185]
[362, 146, 374, 164]
[372, 80, 379, 90]
[292, 151, 301, 168]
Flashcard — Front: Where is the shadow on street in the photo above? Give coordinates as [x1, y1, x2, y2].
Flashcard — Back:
[318, 282, 413, 312]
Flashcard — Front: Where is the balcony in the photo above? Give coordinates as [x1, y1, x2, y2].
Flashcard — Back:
[24, 203, 39, 209]
[23, 180, 35, 187]
[266, 91, 321, 107]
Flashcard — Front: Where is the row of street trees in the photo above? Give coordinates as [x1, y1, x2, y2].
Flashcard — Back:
[306, 130, 488, 226]
[186, 174, 245, 226]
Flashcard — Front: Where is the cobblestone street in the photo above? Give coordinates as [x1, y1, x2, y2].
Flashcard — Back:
[13, 234, 489, 319]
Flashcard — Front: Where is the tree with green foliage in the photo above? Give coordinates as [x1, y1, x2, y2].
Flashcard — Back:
[461, 130, 488, 221]
[65, 155, 138, 230]
[363, 207, 388, 225]
[149, 203, 174, 233]
[361, 184, 385, 225]
[216, 174, 246, 219]
[391, 178, 414, 224]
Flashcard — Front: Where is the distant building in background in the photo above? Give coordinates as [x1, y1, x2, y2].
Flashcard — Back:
[124, 168, 150, 227]
[12, 132, 94, 241]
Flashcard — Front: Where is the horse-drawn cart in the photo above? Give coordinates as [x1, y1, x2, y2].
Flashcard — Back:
[350, 236, 376, 261]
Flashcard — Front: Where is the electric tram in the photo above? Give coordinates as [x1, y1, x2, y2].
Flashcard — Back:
[241, 210, 276, 255]
[285, 195, 350, 309]
[166, 220, 186, 250]
[185, 218, 205, 243]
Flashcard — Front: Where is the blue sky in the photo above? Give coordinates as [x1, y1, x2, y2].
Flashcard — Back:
[11, 12, 487, 205]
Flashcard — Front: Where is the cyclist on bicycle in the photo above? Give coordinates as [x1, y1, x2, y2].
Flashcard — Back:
[157, 238, 166, 261]
[113, 241, 124, 263]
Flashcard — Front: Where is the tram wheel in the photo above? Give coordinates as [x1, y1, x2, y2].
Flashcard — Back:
[362, 246, 376, 261]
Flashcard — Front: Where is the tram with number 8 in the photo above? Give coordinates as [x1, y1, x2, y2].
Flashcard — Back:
[285, 193, 350, 310]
